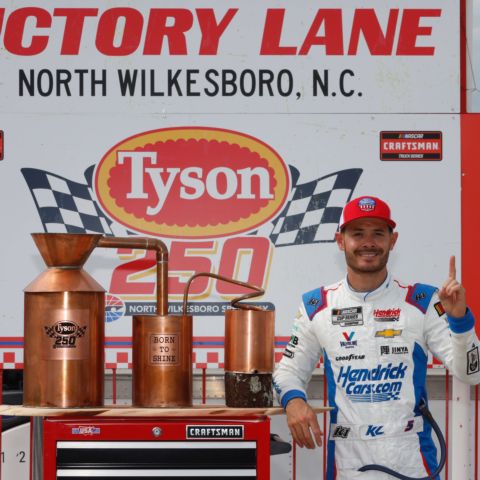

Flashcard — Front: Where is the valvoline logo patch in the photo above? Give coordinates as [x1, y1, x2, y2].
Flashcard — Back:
[340, 331, 357, 348]
[95, 127, 290, 238]
[342, 331, 355, 341]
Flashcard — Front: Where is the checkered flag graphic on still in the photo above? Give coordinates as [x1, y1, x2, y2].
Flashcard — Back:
[268, 168, 363, 247]
[21, 166, 125, 235]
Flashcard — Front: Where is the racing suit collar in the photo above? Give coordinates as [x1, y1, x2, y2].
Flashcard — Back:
[344, 272, 392, 302]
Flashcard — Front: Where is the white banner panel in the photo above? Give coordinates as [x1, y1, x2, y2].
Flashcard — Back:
[0, 114, 460, 366]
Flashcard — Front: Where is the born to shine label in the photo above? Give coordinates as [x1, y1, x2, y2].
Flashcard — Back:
[149, 333, 179, 365]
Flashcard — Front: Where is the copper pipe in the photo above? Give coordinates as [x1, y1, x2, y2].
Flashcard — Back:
[182, 272, 265, 314]
[98, 237, 169, 316]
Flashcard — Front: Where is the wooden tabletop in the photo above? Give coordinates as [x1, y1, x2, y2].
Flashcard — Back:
[0, 404, 331, 418]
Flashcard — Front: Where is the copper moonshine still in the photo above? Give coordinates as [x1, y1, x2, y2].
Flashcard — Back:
[183, 273, 275, 408]
[24, 233, 192, 408]
[24, 232, 271, 409]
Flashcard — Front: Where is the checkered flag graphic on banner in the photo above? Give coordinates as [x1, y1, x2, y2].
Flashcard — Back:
[21, 166, 130, 236]
[22, 165, 362, 245]
[268, 168, 363, 247]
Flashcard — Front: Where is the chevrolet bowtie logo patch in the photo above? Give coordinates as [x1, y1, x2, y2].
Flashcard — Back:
[375, 328, 402, 338]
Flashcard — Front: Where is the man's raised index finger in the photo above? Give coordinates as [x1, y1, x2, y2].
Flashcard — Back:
[449, 255, 456, 279]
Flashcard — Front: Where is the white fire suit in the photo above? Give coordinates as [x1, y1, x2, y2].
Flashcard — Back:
[273, 274, 480, 480]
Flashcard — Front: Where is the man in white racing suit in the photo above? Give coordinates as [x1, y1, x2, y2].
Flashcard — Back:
[273, 195, 480, 479]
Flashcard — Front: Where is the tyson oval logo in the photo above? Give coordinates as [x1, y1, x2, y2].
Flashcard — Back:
[95, 127, 290, 238]
[54, 321, 79, 336]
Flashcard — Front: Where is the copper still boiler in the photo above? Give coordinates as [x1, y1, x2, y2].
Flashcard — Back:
[184, 273, 275, 408]
[24, 233, 106, 407]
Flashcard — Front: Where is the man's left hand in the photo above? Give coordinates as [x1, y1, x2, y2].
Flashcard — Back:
[438, 255, 467, 318]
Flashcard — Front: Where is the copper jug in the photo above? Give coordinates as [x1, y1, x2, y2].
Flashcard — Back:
[24, 233, 105, 407]
[132, 313, 192, 407]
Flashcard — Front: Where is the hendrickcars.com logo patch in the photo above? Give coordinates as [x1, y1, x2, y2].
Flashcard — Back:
[380, 131, 442, 160]
[95, 127, 290, 238]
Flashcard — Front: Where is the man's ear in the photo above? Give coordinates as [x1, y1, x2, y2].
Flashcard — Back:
[390, 231, 399, 251]
[335, 231, 345, 251]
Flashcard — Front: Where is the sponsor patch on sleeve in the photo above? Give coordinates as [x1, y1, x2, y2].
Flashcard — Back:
[434, 301, 445, 317]
[283, 348, 295, 359]
[467, 346, 479, 375]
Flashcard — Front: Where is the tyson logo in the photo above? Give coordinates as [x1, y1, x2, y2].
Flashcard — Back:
[54, 321, 78, 336]
[95, 127, 290, 238]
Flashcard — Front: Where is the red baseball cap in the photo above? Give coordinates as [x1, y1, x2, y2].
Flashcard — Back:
[339, 196, 396, 230]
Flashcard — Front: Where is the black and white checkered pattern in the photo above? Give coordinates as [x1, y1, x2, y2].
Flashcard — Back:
[22, 165, 362, 246]
[269, 168, 363, 246]
[21, 167, 119, 235]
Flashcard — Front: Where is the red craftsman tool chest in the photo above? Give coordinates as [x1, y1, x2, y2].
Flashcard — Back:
[41, 415, 271, 479]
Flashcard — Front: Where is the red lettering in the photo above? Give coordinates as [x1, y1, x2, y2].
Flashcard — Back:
[217, 237, 270, 295]
[299, 9, 343, 55]
[4, 7, 51, 55]
[260, 9, 296, 55]
[96, 8, 143, 56]
[196, 8, 237, 55]
[396, 9, 440, 55]
[109, 249, 156, 295]
[54, 8, 98, 55]
[348, 9, 399, 55]
[0, 7, 441, 57]
[144, 9, 193, 55]
[168, 241, 214, 296]
[0, 9, 5, 39]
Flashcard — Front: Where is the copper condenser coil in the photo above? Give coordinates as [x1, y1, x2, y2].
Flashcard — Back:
[184, 273, 275, 408]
